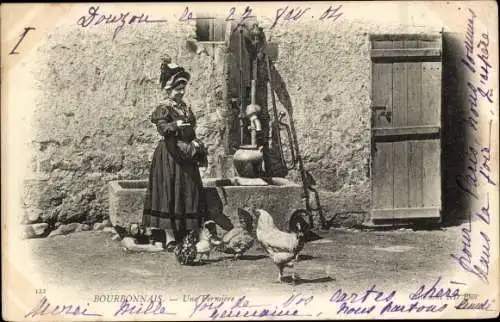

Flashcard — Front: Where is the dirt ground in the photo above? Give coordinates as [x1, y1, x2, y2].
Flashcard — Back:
[24, 224, 465, 299]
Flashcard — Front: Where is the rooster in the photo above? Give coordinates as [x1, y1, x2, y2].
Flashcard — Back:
[196, 220, 222, 261]
[216, 208, 255, 260]
[254, 208, 307, 283]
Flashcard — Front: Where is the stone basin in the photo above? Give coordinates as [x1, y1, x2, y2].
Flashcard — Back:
[108, 178, 304, 232]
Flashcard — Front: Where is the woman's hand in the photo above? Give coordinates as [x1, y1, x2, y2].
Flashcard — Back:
[192, 138, 208, 167]
[192, 139, 207, 156]
[192, 138, 204, 150]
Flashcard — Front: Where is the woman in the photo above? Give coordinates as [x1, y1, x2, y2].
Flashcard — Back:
[142, 60, 207, 251]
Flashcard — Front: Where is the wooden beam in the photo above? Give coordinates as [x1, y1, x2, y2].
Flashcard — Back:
[371, 48, 441, 58]
[373, 126, 440, 137]
[371, 207, 441, 220]
[371, 49, 441, 62]
[370, 34, 441, 42]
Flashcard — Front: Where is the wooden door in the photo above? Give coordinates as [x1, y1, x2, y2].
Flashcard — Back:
[370, 35, 442, 223]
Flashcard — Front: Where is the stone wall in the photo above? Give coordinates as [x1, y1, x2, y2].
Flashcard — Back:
[23, 8, 445, 232]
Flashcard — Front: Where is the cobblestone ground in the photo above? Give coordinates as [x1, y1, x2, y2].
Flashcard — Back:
[23, 223, 466, 299]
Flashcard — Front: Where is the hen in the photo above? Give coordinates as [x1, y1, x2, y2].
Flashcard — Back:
[216, 208, 255, 260]
[196, 220, 222, 261]
[254, 208, 307, 283]
[174, 230, 198, 265]
[113, 223, 150, 244]
[121, 237, 165, 252]
[113, 223, 166, 252]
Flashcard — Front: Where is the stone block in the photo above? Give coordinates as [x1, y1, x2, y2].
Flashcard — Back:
[23, 223, 50, 239]
[108, 178, 305, 232]
[204, 177, 304, 231]
[48, 223, 81, 237]
[24, 208, 43, 224]
[108, 180, 147, 228]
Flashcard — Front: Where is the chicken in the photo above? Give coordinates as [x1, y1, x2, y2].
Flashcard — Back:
[129, 223, 152, 244]
[114, 223, 165, 252]
[113, 223, 150, 242]
[196, 220, 222, 261]
[254, 208, 307, 283]
[121, 237, 164, 252]
[113, 225, 129, 240]
[216, 208, 255, 260]
[174, 230, 198, 265]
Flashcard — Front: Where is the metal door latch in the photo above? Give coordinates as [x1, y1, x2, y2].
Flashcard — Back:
[379, 111, 392, 122]
[371, 105, 392, 123]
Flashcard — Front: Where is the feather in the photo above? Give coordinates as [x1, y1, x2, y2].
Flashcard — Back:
[237, 208, 254, 232]
[215, 210, 255, 258]
[113, 225, 128, 239]
[174, 230, 198, 265]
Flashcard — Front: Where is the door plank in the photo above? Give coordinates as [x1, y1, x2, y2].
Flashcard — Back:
[372, 61, 394, 210]
[422, 139, 441, 208]
[408, 140, 423, 207]
[393, 141, 409, 208]
[406, 63, 422, 126]
[421, 62, 442, 125]
[404, 40, 419, 48]
[418, 39, 437, 48]
[392, 40, 405, 49]
[372, 64, 393, 128]
[406, 61, 423, 208]
[421, 61, 441, 209]
[372, 40, 394, 49]
[373, 142, 394, 209]
[392, 60, 409, 210]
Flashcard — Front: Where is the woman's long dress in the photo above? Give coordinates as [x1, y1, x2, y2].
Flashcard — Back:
[142, 98, 205, 242]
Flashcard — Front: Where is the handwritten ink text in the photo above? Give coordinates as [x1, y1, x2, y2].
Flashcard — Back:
[461, 8, 476, 73]
[271, 6, 311, 29]
[479, 120, 496, 186]
[456, 142, 480, 200]
[189, 294, 311, 319]
[455, 297, 492, 310]
[9, 27, 36, 55]
[77, 6, 168, 40]
[379, 301, 448, 315]
[319, 5, 344, 21]
[408, 277, 462, 301]
[24, 296, 102, 318]
[476, 32, 493, 103]
[330, 285, 395, 315]
[451, 194, 492, 284]
[114, 299, 176, 316]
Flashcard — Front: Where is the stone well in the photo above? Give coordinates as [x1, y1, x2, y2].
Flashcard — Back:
[108, 178, 304, 232]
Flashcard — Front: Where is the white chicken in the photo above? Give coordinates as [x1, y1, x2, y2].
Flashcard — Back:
[254, 208, 307, 283]
[196, 220, 222, 261]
